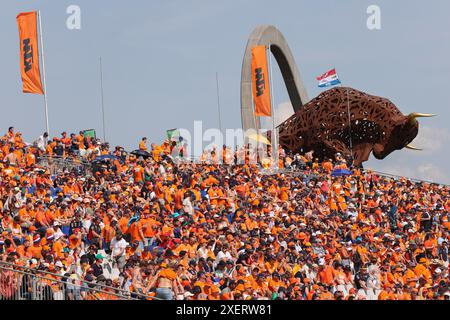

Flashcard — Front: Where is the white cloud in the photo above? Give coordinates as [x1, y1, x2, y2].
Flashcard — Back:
[417, 163, 449, 183]
[354, 125, 450, 184]
[411, 126, 450, 154]
[367, 161, 449, 185]
[370, 164, 415, 178]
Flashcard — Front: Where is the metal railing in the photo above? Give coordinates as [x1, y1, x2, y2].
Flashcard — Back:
[36, 155, 92, 176]
[0, 261, 154, 300]
[365, 169, 450, 187]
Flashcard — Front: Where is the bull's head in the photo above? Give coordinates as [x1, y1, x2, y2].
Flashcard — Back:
[372, 113, 435, 159]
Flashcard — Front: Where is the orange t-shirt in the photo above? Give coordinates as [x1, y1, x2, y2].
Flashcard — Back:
[118, 217, 129, 234]
[133, 166, 144, 183]
[139, 141, 147, 151]
[159, 268, 177, 280]
[27, 245, 43, 259]
[318, 266, 335, 285]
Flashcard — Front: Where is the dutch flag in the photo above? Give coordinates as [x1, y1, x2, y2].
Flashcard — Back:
[317, 68, 341, 88]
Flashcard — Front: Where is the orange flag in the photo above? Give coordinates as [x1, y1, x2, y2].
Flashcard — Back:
[17, 11, 44, 95]
[251, 45, 271, 117]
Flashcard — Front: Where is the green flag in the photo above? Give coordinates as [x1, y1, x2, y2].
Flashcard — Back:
[83, 129, 96, 139]
[166, 128, 180, 141]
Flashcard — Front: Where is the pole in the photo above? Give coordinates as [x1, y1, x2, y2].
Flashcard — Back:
[38, 11, 49, 135]
[100, 57, 106, 141]
[336, 69, 353, 162]
[249, 77, 260, 165]
[346, 87, 353, 156]
[268, 43, 278, 170]
[215, 72, 222, 135]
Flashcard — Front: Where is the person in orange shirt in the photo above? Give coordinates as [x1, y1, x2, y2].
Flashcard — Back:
[27, 235, 43, 259]
[16, 238, 32, 259]
[378, 285, 396, 300]
[279, 184, 290, 201]
[51, 234, 66, 259]
[208, 185, 225, 207]
[142, 214, 160, 245]
[151, 144, 163, 162]
[45, 141, 56, 156]
[102, 222, 116, 251]
[173, 186, 184, 212]
[60, 131, 71, 148]
[45, 203, 57, 226]
[322, 159, 333, 173]
[68, 229, 82, 250]
[128, 218, 145, 250]
[318, 261, 335, 285]
[76, 131, 85, 150]
[35, 202, 51, 228]
[414, 258, 432, 284]
[133, 163, 145, 184]
[139, 137, 148, 151]
[25, 150, 36, 167]
[267, 273, 283, 293]
[117, 214, 130, 237]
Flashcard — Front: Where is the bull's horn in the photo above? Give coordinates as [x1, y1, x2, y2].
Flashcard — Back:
[409, 113, 436, 119]
[405, 144, 423, 151]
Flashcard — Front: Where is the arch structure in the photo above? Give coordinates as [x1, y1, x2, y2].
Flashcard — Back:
[240, 25, 310, 134]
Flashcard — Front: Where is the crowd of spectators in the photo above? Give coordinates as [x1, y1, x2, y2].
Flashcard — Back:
[0, 126, 449, 300]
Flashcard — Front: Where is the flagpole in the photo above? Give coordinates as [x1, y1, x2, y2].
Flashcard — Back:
[37, 10, 49, 135]
[215, 72, 223, 135]
[346, 87, 353, 158]
[250, 77, 260, 165]
[335, 69, 353, 162]
[267, 43, 278, 170]
[100, 57, 106, 142]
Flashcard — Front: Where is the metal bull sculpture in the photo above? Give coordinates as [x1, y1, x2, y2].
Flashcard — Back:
[278, 87, 435, 166]
[240, 26, 435, 166]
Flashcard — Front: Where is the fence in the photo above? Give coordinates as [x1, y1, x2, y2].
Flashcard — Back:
[36, 155, 92, 176]
[0, 261, 153, 300]
[173, 156, 449, 186]
[365, 169, 450, 187]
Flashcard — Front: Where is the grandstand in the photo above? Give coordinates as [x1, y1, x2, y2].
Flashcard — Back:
[0, 128, 449, 300]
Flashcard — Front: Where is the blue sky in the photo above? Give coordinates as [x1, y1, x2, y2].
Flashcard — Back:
[1, 0, 450, 183]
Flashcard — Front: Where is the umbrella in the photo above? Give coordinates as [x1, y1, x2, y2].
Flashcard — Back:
[162, 154, 175, 164]
[246, 133, 271, 145]
[130, 150, 152, 158]
[331, 169, 353, 177]
[92, 154, 117, 162]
